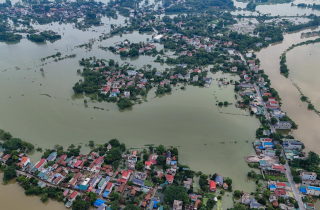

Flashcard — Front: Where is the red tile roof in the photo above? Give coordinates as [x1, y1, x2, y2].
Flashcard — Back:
[195, 200, 201, 208]
[3, 154, 10, 160]
[210, 181, 216, 190]
[276, 182, 286, 187]
[69, 191, 78, 199]
[36, 159, 46, 169]
[122, 170, 130, 179]
[20, 157, 29, 164]
[145, 161, 152, 167]
[74, 160, 82, 168]
[118, 183, 125, 193]
[106, 182, 113, 191]
[166, 174, 174, 182]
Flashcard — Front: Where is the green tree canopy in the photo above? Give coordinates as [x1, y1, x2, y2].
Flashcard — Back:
[136, 161, 144, 170]
[156, 155, 166, 166]
[156, 145, 166, 155]
[72, 197, 91, 210]
[164, 185, 190, 205]
[124, 204, 141, 210]
[3, 166, 16, 183]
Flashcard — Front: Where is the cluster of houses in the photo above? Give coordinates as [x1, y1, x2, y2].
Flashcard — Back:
[112, 41, 158, 55]
[1, 2, 108, 26]
[169, 174, 228, 210]
[99, 68, 147, 98]
[163, 33, 222, 53]
[240, 180, 297, 210]
[251, 137, 287, 175]
[1, 143, 209, 210]
[237, 59, 293, 130]
[96, 60, 215, 98]
[282, 139, 303, 160]
[0, 144, 161, 209]
[295, 170, 320, 209]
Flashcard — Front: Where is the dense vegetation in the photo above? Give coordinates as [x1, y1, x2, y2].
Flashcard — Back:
[40, 31, 61, 41]
[163, 0, 235, 12]
[279, 53, 289, 77]
[0, 32, 22, 42]
[246, 1, 257, 10]
[290, 151, 320, 179]
[287, 16, 320, 32]
[0, 129, 34, 155]
[296, 3, 320, 10]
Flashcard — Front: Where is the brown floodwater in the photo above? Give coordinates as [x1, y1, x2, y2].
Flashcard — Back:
[0, 16, 260, 209]
[286, 43, 320, 109]
[1, 2, 320, 209]
[0, 173, 66, 210]
[256, 26, 320, 155]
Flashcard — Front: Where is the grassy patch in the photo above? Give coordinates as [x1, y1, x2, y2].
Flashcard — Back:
[144, 180, 153, 187]
[203, 197, 209, 205]
[265, 174, 287, 182]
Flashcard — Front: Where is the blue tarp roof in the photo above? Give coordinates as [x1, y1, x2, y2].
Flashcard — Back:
[170, 161, 177, 165]
[270, 185, 276, 189]
[153, 201, 159, 208]
[94, 199, 105, 207]
[103, 191, 110, 198]
[300, 188, 307, 193]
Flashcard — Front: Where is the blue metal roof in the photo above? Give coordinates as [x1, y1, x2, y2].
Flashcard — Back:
[259, 160, 266, 164]
[308, 186, 320, 191]
[131, 178, 145, 186]
[300, 188, 307, 193]
[171, 161, 177, 165]
[94, 199, 105, 207]
[103, 191, 110, 198]
[215, 175, 223, 183]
